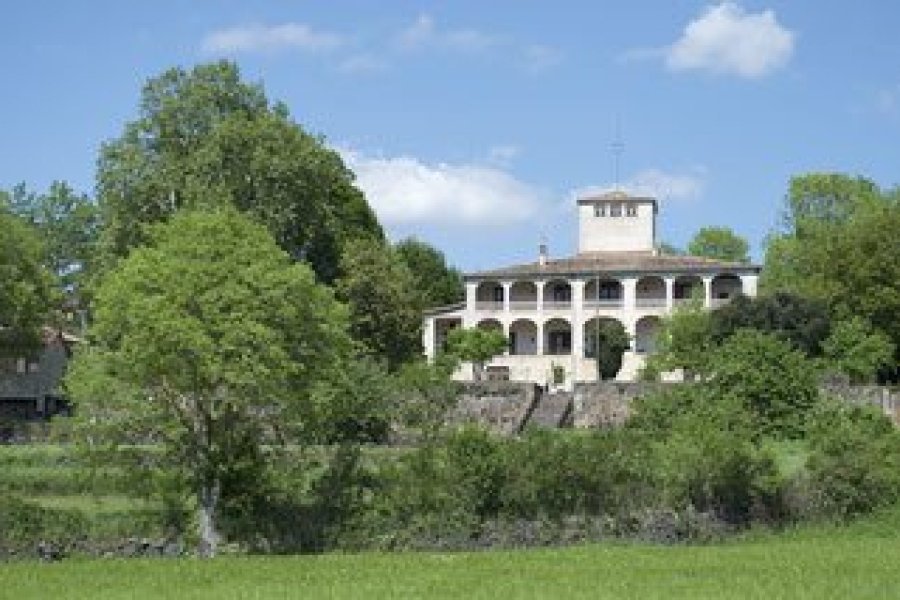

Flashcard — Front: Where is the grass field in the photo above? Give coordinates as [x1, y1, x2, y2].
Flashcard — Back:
[4, 516, 900, 600]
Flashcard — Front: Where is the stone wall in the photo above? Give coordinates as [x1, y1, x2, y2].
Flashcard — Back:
[448, 382, 540, 435]
[453, 381, 900, 434]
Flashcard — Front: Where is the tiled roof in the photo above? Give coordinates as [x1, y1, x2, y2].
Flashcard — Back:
[468, 251, 759, 280]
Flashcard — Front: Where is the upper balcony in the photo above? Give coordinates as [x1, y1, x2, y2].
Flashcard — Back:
[469, 273, 750, 314]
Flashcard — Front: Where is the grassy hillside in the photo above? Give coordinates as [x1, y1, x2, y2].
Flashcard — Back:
[3, 511, 900, 599]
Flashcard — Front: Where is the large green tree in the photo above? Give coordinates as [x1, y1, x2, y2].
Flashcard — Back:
[96, 61, 382, 283]
[0, 204, 57, 355]
[394, 237, 464, 308]
[65, 208, 351, 556]
[7, 181, 98, 302]
[763, 173, 900, 375]
[687, 226, 749, 262]
[335, 238, 423, 371]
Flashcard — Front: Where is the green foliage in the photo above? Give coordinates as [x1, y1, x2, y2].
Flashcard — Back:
[820, 318, 895, 384]
[804, 401, 900, 519]
[709, 292, 832, 357]
[589, 319, 630, 380]
[0, 206, 57, 355]
[390, 359, 460, 441]
[640, 300, 713, 380]
[394, 237, 464, 308]
[627, 386, 782, 523]
[6, 181, 98, 300]
[66, 208, 352, 555]
[707, 330, 819, 439]
[96, 61, 382, 284]
[762, 173, 900, 374]
[335, 238, 423, 370]
[687, 226, 749, 262]
[781, 173, 880, 233]
[444, 327, 508, 381]
[306, 356, 394, 444]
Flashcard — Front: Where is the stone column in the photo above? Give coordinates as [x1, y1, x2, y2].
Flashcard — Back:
[740, 274, 759, 298]
[536, 320, 544, 355]
[664, 276, 675, 311]
[464, 281, 479, 327]
[571, 279, 585, 385]
[423, 317, 434, 361]
[501, 281, 512, 312]
[702, 275, 713, 308]
[622, 277, 637, 310]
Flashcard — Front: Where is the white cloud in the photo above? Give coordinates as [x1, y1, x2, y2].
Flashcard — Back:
[395, 14, 499, 53]
[340, 148, 541, 226]
[571, 168, 706, 203]
[201, 23, 344, 54]
[664, 3, 794, 78]
[523, 44, 564, 73]
[487, 144, 520, 167]
[338, 54, 389, 75]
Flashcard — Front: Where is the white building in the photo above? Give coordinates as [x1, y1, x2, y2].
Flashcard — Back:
[422, 190, 760, 384]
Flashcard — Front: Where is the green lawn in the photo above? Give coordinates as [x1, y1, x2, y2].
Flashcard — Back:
[3, 528, 899, 599]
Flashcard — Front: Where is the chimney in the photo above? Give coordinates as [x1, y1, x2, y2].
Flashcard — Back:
[538, 242, 548, 266]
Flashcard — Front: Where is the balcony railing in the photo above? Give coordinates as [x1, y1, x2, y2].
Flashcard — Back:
[542, 300, 572, 310]
[509, 300, 537, 311]
[635, 297, 667, 308]
[475, 301, 504, 311]
[583, 299, 623, 310]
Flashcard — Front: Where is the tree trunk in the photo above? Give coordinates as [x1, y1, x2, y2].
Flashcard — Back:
[197, 479, 221, 558]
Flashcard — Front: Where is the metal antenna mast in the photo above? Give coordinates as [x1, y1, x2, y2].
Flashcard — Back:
[611, 118, 624, 191]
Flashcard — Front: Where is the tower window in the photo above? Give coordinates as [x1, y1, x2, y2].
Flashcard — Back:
[594, 203, 606, 217]
[626, 205, 637, 217]
[610, 203, 622, 217]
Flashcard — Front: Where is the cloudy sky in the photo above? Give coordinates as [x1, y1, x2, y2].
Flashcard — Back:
[2, 2, 898, 270]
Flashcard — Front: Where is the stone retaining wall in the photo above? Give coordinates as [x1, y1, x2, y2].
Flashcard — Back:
[453, 381, 900, 433]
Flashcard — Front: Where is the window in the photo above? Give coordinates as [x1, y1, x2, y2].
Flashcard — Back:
[594, 203, 606, 217]
[493, 287, 504, 302]
[552, 285, 571, 302]
[548, 331, 571, 354]
[598, 282, 621, 299]
[626, 205, 637, 217]
[610, 203, 622, 217]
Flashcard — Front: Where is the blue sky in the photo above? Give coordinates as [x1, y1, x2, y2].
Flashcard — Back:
[2, 1, 898, 271]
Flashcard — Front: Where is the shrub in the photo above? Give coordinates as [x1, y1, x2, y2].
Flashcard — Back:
[803, 401, 900, 519]
[707, 329, 819, 438]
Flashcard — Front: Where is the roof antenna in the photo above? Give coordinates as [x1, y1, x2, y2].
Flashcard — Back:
[611, 117, 625, 193]
[538, 233, 548, 266]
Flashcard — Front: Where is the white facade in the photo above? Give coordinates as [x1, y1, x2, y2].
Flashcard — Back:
[578, 192, 656, 253]
[423, 191, 760, 385]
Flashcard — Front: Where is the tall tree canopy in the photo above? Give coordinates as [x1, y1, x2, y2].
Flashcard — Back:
[66, 208, 351, 556]
[394, 237, 464, 308]
[0, 202, 57, 355]
[710, 292, 832, 357]
[7, 181, 98, 300]
[763, 173, 900, 374]
[96, 61, 382, 283]
[335, 238, 423, 371]
[687, 226, 749, 262]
